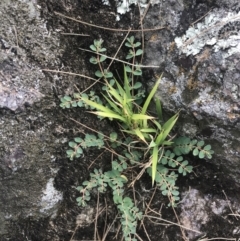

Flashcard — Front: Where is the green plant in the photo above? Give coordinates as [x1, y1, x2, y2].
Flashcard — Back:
[60, 37, 214, 241]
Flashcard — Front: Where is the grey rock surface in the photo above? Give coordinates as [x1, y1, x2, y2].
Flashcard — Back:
[180, 188, 240, 240]
[144, 0, 240, 185]
[0, 0, 64, 236]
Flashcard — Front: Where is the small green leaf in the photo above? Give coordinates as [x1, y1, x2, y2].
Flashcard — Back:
[197, 140, 205, 147]
[69, 141, 77, 148]
[74, 137, 83, 143]
[181, 160, 188, 166]
[104, 71, 113, 78]
[60, 103, 66, 108]
[204, 144, 211, 151]
[199, 150, 205, 159]
[161, 157, 168, 165]
[99, 47, 107, 52]
[110, 132, 118, 141]
[125, 65, 132, 73]
[95, 70, 103, 78]
[185, 165, 193, 173]
[77, 147, 83, 154]
[133, 69, 142, 76]
[90, 56, 98, 64]
[126, 54, 133, 60]
[66, 150, 74, 155]
[176, 156, 183, 162]
[71, 101, 77, 107]
[135, 49, 143, 56]
[162, 190, 169, 196]
[90, 45, 96, 51]
[134, 42, 141, 47]
[100, 55, 107, 62]
[171, 190, 179, 196]
[77, 101, 83, 107]
[125, 42, 132, 48]
[133, 82, 142, 89]
[191, 139, 198, 145]
[127, 36, 134, 44]
[63, 96, 71, 101]
[193, 148, 199, 156]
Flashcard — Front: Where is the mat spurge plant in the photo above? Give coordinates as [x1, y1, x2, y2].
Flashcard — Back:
[60, 36, 214, 240]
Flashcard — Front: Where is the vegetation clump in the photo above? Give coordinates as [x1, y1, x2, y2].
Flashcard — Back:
[60, 37, 214, 241]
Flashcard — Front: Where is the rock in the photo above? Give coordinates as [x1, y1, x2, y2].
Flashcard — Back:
[0, 0, 64, 236]
[180, 188, 240, 240]
[144, 0, 240, 185]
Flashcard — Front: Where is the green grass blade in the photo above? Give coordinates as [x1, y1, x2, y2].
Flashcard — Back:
[141, 74, 162, 115]
[123, 65, 131, 99]
[115, 79, 125, 97]
[155, 131, 164, 146]
[133, 128, 147, 143]
[152, 120, 162, 131]
[151, 146, 159, 185]
[108, 83, 124, 104]
[155, 112, 179, 145]
[155, 98, 162, 120]
[122, 128, 147, 143]
[103, 94, 122, 114]
[91, 111, 126, 122]
[82, 97, 115, 113]
[140, 128, 156, 133]
[131, 114, 155, 120]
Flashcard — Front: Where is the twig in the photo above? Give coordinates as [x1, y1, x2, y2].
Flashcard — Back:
[139, 0, 151, 25]
[42, 69, 97, 81]
[134, 232, 144, 241]
[222, 190, 239, 221]
[42, 69, 104, 94]
[13, 25, 19, 48]
[141, 221, 152, 241]
[101, 213, 119, 241]
[198, 238, 236, 241]
[61, 33, 90, 36]
[106, 30, 131, 71]
[144, 214, 201, 234]
[94, 192, 100, 241]
[88, 150, 107, 170]
[54, 11, 167, 32]
[78, 47, 159, 68]
[191, 8, 213, 26]
[171, 204, 188, 241]
[137, 2, 145, 64]
[140, 186, 157, 227]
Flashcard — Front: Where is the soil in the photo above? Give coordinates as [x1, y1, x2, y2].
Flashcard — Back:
[2, 1, 240, 241]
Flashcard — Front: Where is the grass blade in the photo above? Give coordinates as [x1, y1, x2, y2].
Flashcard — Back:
[141, 74, 162, 115]
[155, 98, 162, 120]
[156, 112, 179, 145]
[103, 94, 122, 114]
[82, 97, 115, 113]
[131, 114, 155, 120]
[123, 65, 132, 100]
[151, 146, 159, 185]
[91, 111, 126, 122]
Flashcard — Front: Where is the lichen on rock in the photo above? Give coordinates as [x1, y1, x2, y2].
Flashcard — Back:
[174, 9, 240, 57]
